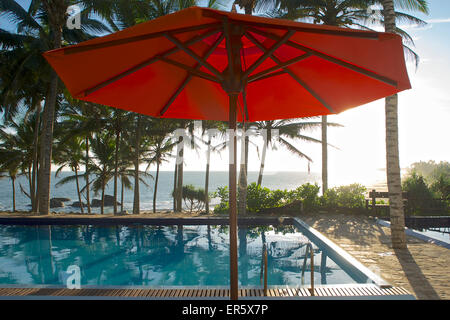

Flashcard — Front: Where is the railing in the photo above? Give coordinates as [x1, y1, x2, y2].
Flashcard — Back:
[301, 242, 315, 296]
[259, 243, 268, 296]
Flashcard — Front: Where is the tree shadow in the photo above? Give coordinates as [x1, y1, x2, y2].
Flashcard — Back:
[304, 213, 391, 247]
[393, 248, 441, 300]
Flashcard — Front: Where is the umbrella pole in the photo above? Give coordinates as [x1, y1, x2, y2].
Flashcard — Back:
[229, 93, 238, 300]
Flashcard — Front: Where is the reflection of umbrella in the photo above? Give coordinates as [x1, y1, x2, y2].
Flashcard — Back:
[44, 7, 410, 299]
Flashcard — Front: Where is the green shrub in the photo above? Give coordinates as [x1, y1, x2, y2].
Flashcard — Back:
[180, 185, 206, 213]
[321, 188, 338, 208]
[246, 183, 287, 212]
[335, 184, 366, 208]
[321, 184, 366, 209]
[213, 186, 229, 214]
[430, 173, 450, 201]
[402, 172, 434, 214]
[287, 183, 320, 211]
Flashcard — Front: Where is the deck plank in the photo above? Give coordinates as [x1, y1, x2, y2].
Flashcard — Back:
[0, 286, 411, 298]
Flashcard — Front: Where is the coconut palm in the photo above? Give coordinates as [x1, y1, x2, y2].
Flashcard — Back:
[200, 120, 226, 213]
[86, 131, 116, 214]
[53, 135, 86, 213]
[1, 0, 111, 214]
[142, 126, 177, 213]
[0, 113, 42, 209]
[0, 153, 20, 212]
[380, 0, 428, 249]
[58, 99, 109, 214]
[252, 119, 341, 186]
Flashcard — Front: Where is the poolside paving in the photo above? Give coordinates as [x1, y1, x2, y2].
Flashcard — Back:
[301, 213, 450, 300]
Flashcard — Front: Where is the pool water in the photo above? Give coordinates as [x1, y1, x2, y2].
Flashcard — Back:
[0, 224, 366, 287]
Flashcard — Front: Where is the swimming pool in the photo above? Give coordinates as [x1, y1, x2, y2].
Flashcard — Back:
[0, 218, 383, 288]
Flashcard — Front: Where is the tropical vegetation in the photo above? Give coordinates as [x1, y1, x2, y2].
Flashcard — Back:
[0, 0, 434, 243]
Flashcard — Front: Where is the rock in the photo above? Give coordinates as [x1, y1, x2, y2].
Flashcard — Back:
[91, 199, 102, 207]
[91, 196, 120, 207]
[71, 201, 86, 208]
[52, 197, 71, 202]
[104, 195, 120, 206]
[50, 198, 65, 208]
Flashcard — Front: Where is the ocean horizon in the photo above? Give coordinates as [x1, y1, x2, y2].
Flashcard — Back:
[0, 170, 386, 213]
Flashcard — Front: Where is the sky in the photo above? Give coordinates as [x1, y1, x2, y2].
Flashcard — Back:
[1, 0, 449, 187]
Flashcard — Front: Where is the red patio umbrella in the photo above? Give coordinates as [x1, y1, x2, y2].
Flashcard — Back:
[43, 6, 411, 300]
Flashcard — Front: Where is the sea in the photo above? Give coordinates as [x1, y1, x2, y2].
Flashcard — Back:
[0, 170, 384, 214]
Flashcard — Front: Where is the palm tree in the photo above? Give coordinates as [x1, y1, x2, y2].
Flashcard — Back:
[0, 156, 20, 212]
[0, 113, 41, 208]
[201, 120, 226, 213]
[88, 131, 116, 214]
[142, 126, 176, 213]
[58, 99, 108, 214]
[53, 135, 86, 213]
[1, 0, 111, 214]
[253, 119, 341, 186]
[380, 0, 428, 249]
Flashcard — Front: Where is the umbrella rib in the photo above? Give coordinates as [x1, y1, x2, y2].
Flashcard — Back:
[80, 28, 222, 97]
[158, 57, 220, 83]
[242, 88, 249, 121]
[247, 27, 398, 88]
[247, 52, 312, 83]
[245, 32, 335, 114]
[159, 33, 225, 117]
[242, 29, 295, 79]
[63, 22, 222, 55]
[164, 33, 224, 81]
[248, 70, 287, 83]
[223, 17, 234, 78]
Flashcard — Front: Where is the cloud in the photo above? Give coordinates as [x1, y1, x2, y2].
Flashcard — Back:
[426, 18, 450, 24]
[400, 17, 450, 31]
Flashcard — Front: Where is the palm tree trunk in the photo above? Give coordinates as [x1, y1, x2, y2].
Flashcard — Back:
[257, 140, 267, 186]
[37, 71, 58, 215]
[238, 125, 247, 215]
[177, 159, 183, 212]
[133, 114, 141, 214]
[31, 100, 41, 212]
[38, 4, 63, 215]
[74, 167, 84, 214]
[321, 115, 328, 194]
[383, 0, 406, 249]
[121, 175, 124, 213]
[85, 136, 91, 214]
[153, 161, 160, 213]
[114, 122, 120, 215]
[101, 180, 105, 215]
[205, 136, 211, 213]
[28, 165, 32, 207]
[176, 136, 184, 212]
[173, 162, 177, 211]
[11, 177, 16, 212]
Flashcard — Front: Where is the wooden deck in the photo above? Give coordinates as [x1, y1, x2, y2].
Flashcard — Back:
[0, 285, 412, 299]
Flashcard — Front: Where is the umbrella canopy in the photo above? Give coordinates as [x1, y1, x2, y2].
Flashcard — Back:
[44, 6, 410, 121]
[43, 6, 411, 300]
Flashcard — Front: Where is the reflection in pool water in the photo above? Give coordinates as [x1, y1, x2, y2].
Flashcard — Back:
[0, 224, 364, 287]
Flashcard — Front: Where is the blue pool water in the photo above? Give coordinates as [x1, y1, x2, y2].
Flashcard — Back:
[0, 224, 367, 287]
